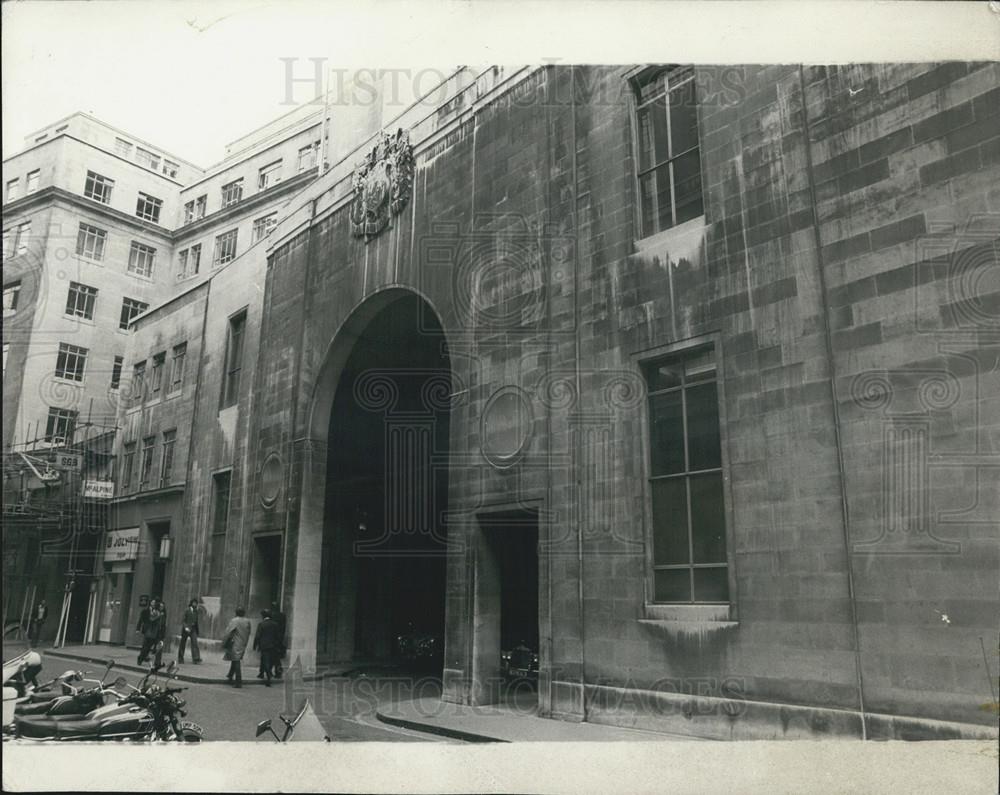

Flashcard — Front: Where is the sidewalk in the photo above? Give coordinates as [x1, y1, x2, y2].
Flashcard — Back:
[37, 643, 354, 685]
[375, 693, 707, 743]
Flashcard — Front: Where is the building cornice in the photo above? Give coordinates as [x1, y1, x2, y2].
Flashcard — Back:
[172, 170, 317, 242]
[4, 186, 174, 240]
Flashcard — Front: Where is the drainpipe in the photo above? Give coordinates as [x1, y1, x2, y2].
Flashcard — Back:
[797, 65, 868, 739]
[570, 66, 587, 722]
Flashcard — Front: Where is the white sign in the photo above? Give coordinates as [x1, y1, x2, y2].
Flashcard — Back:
[52, 452, 82, 470]
[83, 480, 114, 500]
[104, 527, 140, 563]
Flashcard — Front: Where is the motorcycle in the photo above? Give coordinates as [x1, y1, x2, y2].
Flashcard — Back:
[9, 662, 204, 742]
[255, 700, 330, 742]
[15, 661, 121, 718]
[501, 641, 539, 682]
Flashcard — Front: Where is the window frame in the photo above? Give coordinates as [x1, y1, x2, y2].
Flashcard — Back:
[83, 171, 114, 204]
[44, 407, 78, 445]
[130, 360, 147, 407]
[159, 429, 177, 487]
[221, 179, 244, 208]
[206, 470, 233, 596]
[135, 147, 161, 172]
[75, 222, 107, 262]
[54, 341, 89, 382]
[297, 141, 320, 173]
[26, 171, 40, 194]
[135, 192, 163, 224]
[213, 228, 238, 267]
[121, 441, 136, 493]
[110, 355, 124, 391]
[251, 213, 277, 242]
[257, 160, 282, 191]
[219, 309, 247, 409]
[169, 342, 187, 393]
[65, 281, 98, 320]
[634, 335, 737, 618]
[139, 435, 156, 490]
[119, 297, 149, 330]
[3, 281, 22, 316]
[628, 65, 707, 241]
[6, 178, 20, 202]
[127, 241, 157, 278]
[149, 351, 166, 399]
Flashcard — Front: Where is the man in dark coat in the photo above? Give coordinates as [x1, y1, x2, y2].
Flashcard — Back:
[28, 600, 48, 647]
[136, 600, 166, 667]
[269, 602, 286, 679]
[177, 598, 202, 664]
[252, 609, 282, 686]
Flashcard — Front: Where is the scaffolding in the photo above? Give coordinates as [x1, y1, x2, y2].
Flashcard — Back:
[2, 412, 117, 646]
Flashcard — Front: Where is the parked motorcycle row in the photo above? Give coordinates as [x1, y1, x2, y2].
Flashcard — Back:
[4, 649, 330, 742]
[3, 650, 204, 742]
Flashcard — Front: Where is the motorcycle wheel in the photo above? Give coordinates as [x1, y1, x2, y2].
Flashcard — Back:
[176, 721, 204, 742]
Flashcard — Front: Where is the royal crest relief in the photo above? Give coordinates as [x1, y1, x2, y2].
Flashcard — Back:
[349, 128, 414, 240]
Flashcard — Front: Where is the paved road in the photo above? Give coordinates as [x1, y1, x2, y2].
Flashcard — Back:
[171, 672, 449, 742]
[5, 643, 449, 743]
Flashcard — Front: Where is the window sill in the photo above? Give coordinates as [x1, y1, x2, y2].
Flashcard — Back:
[634, 214, 707, 254]
[642, 603, 733, 623]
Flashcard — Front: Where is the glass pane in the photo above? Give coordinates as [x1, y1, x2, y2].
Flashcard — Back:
[637, 71, 665, 105]
[668, 78, 699, 156]
[639, 172, 656, 238]
[636, 106, 654, 173]
[646, 361, 682, 392]
[684, 348, 715, 382]
[685, 381, 721, 470]
[672, 150, 704, 225]
[655, 162, 673, 232]
[651, 477, 689, 565]
[649, 391, 685, 475]
[693, 567, 729, 602]
[654, 569, 691, 602]
[689, 473, 726, 563]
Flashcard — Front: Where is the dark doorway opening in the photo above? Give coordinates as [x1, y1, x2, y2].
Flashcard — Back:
[318, 293, 451, 673]
[249, 534, 282, 615]
[479, 509, 540, 708]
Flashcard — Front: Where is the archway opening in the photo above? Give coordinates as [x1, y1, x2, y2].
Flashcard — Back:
[317, 292, 451, 673]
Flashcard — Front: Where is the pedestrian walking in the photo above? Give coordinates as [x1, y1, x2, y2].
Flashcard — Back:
[177, 598, 202, 664]
[28, 600, 48, 647]
[253, 609, 282, 686]
[269, 601, 287, 679]
[135, 600, 166, 668]
[222, 606, 252, 688]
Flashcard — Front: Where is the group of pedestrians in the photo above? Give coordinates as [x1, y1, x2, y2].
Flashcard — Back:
[130, 595, 288, 687]
[221, 603, 286, 688]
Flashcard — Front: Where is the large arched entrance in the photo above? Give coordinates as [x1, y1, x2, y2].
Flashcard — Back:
[315, 291, 452, 671]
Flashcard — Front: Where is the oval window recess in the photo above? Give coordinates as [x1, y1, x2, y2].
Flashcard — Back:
[480, 387, 533, 469]
[259, 453, 283, 507]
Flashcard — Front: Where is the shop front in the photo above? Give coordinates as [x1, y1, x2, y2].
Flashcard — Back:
[96, 527, 139, 644]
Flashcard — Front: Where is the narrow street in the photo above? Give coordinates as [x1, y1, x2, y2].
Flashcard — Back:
[4, 643, 450, 743]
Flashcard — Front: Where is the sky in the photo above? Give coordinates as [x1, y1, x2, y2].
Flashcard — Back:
[2, 1, 996, 167]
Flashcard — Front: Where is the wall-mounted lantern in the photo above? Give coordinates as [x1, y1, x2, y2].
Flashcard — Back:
[158, 536, 172, 560]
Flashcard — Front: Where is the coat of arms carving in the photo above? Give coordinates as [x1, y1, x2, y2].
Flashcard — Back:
[349, 128, 414, 240]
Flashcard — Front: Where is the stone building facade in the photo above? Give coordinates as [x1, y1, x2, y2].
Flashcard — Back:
[229, 64, 998, 739]
[5, 64, 998, 739]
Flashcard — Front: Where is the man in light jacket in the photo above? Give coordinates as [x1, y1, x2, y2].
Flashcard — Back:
[222, 606, 252, 688]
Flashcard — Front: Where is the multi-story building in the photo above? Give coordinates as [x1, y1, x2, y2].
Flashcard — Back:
[4, 64, 998, 742]
[1, 107, 325, 643]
